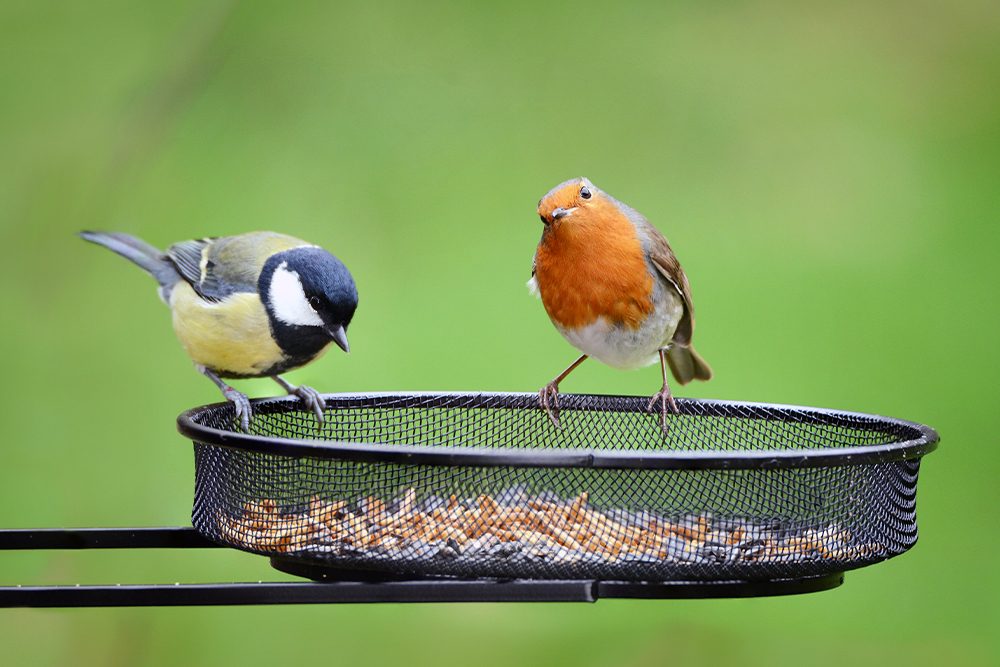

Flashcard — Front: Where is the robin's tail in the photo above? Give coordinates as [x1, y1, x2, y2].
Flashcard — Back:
[79, 231, 181, 295]
[666, 344, 713, 385]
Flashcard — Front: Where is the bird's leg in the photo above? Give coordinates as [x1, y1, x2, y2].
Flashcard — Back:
[197, 365, 252, 433]
[273, 375, 325, 425]
[539, 354, 588, 428]
[647, 349, 679, 433]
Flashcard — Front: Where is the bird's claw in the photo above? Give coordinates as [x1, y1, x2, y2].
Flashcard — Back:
[293, 384, 326, 425]
[539, 382, 562, 428]
[647, 389, 678, 434]
[222, 387, 252, 433]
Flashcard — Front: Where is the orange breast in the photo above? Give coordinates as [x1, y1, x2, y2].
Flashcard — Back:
[534, 202, 654, 330]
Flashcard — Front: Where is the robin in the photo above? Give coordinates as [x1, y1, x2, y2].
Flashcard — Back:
[529, 177, 712, 429]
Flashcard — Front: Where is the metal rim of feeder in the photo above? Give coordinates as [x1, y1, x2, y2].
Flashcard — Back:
[176, 392, 939, 470]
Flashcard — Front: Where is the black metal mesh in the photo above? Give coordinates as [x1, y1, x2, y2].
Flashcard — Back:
[183, 393, 934, 582]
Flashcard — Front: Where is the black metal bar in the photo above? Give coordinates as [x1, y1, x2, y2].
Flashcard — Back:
[0, 527, 218, 550]
[0, 575, 844, 608]
[176, 393, 939, 470]
[0, 527, 845, 606]
[0, 580, 596, 607]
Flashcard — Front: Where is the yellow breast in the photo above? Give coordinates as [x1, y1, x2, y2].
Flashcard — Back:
[169, 283, 286, 378]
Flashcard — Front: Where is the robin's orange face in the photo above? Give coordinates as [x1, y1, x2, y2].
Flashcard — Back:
[537, 178, 599, 225]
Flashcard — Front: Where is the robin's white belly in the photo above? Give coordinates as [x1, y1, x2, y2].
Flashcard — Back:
[555, 282, 684, 370]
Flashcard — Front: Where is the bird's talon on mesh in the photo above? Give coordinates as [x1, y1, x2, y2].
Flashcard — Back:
[538, 382, 562, 428]
[647, 390, 677, 434]
[294, 385, 326, 425]
[223, 388, 252, 433]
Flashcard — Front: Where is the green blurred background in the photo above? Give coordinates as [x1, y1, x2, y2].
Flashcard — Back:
[1, 0, 997, 664]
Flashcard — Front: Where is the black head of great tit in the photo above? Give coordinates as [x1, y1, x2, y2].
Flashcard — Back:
[259, 246, 357, 362]
[80, 230, 359, 431]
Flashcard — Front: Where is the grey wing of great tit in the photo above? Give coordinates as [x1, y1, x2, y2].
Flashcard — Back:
[166, 232, 307, 302]
[79, 231, 328, 431]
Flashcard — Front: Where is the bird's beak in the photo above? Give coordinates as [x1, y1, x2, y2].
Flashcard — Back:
[551, 207, 576, 220]
[328, 325, 350, 353]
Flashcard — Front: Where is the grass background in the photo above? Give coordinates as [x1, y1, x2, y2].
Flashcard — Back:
[1, 0, 997, 664]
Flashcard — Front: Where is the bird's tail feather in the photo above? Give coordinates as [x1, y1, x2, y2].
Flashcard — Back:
[666, 344, 713, 385]
[79, 231, 180, 290]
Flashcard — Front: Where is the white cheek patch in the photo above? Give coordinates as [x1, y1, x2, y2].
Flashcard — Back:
[269, 262, 324, 327]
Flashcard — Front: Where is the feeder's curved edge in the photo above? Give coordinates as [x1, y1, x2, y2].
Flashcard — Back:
[176, 392, 939, 471]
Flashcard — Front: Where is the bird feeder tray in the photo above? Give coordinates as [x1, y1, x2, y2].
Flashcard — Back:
[177, 392, 937, 585]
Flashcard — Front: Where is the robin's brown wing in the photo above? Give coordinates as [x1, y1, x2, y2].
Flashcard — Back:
[634, 218, 696, 345]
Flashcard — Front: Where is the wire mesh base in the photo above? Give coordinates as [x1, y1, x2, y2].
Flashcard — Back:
[269, 556, 846, 599]
[179, 392, 937, 583]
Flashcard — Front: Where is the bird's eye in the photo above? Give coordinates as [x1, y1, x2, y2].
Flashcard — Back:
[539, 213, 547, 223]
[580, 186, 592, 199]
[308, 295, 321, 310]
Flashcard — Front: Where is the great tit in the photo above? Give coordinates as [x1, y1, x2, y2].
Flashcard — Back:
[80, 230, 358, 430]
